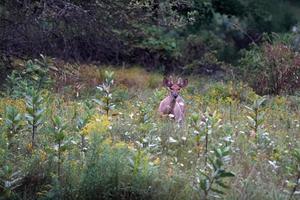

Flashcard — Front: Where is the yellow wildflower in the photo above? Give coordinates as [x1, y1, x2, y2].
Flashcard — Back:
[114, 141, 127, 149]
[103, 137, 113, 146]
[81, 113, 110, 136]
[38, 150, 47, 161]
[26, 143, 33, 153]
[274, 96, 287, 107]
[153, 157, 160, 165]
[127, 142, 135, 151]
[0, 98, 26, 114]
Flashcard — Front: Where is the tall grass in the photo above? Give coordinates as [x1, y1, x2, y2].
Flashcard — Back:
[0, 58, 299, 200]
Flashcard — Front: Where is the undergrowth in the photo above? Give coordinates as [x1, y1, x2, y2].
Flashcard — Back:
[0, 57, 299, 200]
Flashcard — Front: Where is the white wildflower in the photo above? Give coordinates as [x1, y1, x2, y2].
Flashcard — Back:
[129, 113, 134, 119]
[224, 136, 234, 143]
[149, 144, 157, 148]
[142, 138, 148, 143]
[135, 141, 143, 148]
[268, 160, 279, 170]
[169, 137, 177, 143]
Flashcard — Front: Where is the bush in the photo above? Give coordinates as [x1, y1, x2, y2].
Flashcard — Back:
[5, 55, 52, 98]
[239, 40, 300, 95]
[58, 134, 168, 200]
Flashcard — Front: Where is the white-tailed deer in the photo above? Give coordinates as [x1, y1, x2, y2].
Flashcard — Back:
[158, 77, 188, 123]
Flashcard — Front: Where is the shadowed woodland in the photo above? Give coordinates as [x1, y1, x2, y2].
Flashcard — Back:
[0, 0, 300, 200]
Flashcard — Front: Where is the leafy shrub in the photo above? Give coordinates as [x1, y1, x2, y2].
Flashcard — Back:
[25, 88, 45, 149]
[196, 146, 235, 199]
[5, 55, 52, 98]
[246, 0, 297, 33]
[3, 106, 23, 148]
[181, 33, 226, 75]
[59, 134, 160, 200]
[239, 41, 300, 95]
[285, 148, 300, 200]
[203, 81, 258, 105]
[94, 70, 115, 117]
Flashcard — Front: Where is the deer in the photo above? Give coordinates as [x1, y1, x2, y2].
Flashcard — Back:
[158, 77, 188, 123]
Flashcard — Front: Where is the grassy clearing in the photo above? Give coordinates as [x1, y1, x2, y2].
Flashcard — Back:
[0, 61, 299, 200]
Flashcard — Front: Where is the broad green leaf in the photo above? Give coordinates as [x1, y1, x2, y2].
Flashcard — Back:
[200, 179, 210, 191]
[216, 180, 230, 189]
[219, 172, 235, 178]
[211, 187, 225, 194]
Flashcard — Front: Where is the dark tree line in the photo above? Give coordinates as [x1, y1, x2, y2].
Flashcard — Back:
[1, 0, 134, 61]
[0, 0, 298, 73]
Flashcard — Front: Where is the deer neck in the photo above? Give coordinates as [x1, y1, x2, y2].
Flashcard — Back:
[168, 97, 177, 114]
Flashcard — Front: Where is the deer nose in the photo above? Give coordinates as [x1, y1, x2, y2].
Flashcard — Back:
[172, 93, 178, 99]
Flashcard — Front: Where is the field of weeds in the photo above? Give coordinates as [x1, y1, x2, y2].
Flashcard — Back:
[0, 58, 299, 200]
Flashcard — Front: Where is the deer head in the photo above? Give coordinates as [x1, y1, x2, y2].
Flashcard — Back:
[163, 77, 188, 100]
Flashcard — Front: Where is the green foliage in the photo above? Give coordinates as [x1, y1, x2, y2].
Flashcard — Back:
[76, 101, 95, 152]
[212, 0, 245, 17]
[196, 146, 235, 199]
[138, 26, 179, 55]
[25, 88, 45, 149]
[0, 55, 11, 88]
[51, 115, 67, 178]
[287, 148, 300, 200]
[245, 96, 266, 135]
[94, 71, 115, 117]
[1, 63, 300, 199]
[239, 35, 300, 95]
[3, 106, 23, 148]
[5, 55, 52, 98]
[244, 96, 277, 157]
[190, 107, 235, 199]
[246, 0, 297, 33]
[2, 0, 300, 71]
[22, 55, 52, 90]
[4, 71, 21, 97]
[190, 108, 221, 159]
[62, 134, 157, 200]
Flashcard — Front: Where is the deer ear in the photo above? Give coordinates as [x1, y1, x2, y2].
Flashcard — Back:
[163, 77, 172, 87]
[179, 78, 188, 88]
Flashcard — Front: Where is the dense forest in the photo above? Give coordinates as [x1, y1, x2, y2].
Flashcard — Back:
[1, 0, 300, 200]
[2, 0, 300, 70]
